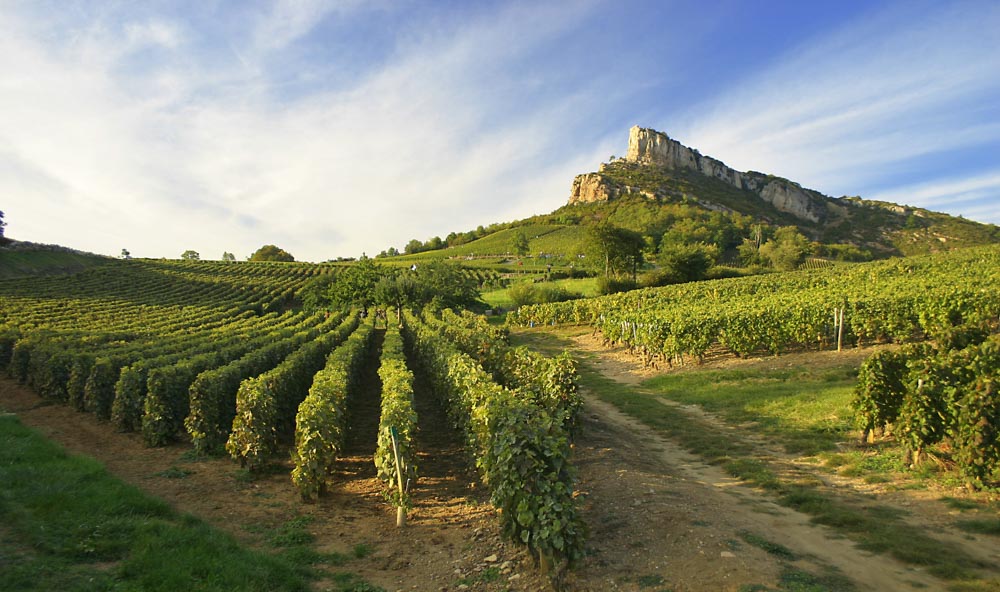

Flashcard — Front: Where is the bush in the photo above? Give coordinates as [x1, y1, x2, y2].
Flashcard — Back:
[508, 283, 579, 308]
[595, 276, 636, 295]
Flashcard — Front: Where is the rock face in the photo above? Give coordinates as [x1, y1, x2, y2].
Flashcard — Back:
[570, 126, 828, 224]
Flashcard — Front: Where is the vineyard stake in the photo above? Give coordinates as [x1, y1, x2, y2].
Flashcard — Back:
[836, 307, 845, 352]
[390, 426, 406, 527]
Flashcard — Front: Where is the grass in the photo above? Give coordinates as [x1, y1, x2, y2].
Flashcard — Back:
[480, 276, 599, 309]
[641, 365, 858, 456]
[0, 415, 378, 591]
[956, 520, 1000, 537]
[511, 327, 997, 586]
[0, 248, 109, 279]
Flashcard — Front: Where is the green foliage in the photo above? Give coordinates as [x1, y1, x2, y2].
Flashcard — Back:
[226, 375, 278, 470]
[186, 314, 353, 454]
[511, 229, 530, 257]
[374, 324, 418, 508]
[654, 241, 717, 284]
[852, 347, 924, 439]
[66, 356, 94, 411]
[291, 323, 374, 499]
[594, 275, 636, 295]
[111, 362, 151, 432]
[373, 272, 422, 319]
[507, 282, 579, 308]
[760, 226, 812, 271]
[0, 415, 311, 591]
[582, 221, 644, 280]
[228, 315, 362, 470]
[250, 245, 295, 262]
[514, 245, 1000, 362]
[84, 358, 120, 419]
[854, 331, 1000, 488]
[405, 311, 585, 569]
[181, 250, 200, 261]
[328, 255, 385, 310]
[298, 273, 338, 311]
[413, 260, 481, 310]
[954, 376, 1000, 489]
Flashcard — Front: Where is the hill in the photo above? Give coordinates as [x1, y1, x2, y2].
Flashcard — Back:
[0, 241, 112, 279]
[384, 126, 999, 267]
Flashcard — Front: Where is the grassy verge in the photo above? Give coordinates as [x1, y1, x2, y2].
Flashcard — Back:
[642, 365, 857, 456]
[512, 328, 1000, 589]
[0, 415, 381, 592]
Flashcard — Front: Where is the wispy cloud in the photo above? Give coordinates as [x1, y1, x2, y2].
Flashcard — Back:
[671, 1, 1000, 222]
[869, 172, 1000, 223]
[1, 1, 611, 260]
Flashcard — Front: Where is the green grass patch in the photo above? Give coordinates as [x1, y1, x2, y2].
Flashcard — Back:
[641, 365, 859, 456]
[956, 520, 1000, 537]
[0, 415, 376, 591]
[155, 466, 194, 479]
[737, 531, 797, 560]
[0, 248, 110, 279]
[0, 415, 310, 591]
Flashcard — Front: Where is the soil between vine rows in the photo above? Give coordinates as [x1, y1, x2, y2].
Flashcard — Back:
[5, 325, 994, 591]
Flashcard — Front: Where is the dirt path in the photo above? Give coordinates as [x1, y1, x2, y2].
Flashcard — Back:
[561, 328, 1000, 575]
[519, 325, 1000, 591]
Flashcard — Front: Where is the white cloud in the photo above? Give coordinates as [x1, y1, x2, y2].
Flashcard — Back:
[0, 2, 609, 261]
[869, 172, 1000, 224]
[669, 1, 1000, 215]
[124, 19, 184, 50]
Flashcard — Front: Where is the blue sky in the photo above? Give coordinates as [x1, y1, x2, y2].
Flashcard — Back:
[2, 0, 998, 261]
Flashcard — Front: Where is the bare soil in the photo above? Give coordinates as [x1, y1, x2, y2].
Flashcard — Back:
[2, 327, 998, 591]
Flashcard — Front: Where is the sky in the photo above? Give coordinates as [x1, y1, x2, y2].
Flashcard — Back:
[2, 0, 998, 262]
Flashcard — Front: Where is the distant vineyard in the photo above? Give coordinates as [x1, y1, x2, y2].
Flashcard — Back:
[512, 245, 1000, 364]
[0, 257, 583, 575]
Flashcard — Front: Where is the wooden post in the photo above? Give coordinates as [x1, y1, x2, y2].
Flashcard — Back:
[836, 308, 845, 352]
[390, 426, 406, 527]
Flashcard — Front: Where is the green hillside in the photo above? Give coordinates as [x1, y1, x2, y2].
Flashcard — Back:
[0, 244, 111, 279]
[382, 158, 999, 270]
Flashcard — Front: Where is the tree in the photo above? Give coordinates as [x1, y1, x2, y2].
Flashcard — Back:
[222, 252, 236, 262]
[404, 239, 423, 255]
[413, 260, 480, 309]
[249, 245, 294, 262]
[328, 255, 385, 310]
[760, 226, 812, 271]
[374, 272, 423, 321]
[511, 230, 530, 258]
[181, 250, 200, 261]
[299, 273, 338, 311]
[0, 210, 6, 240]
[120, 248, 131, 260]
[657, 242, 717, 283]
[583, 222, 644, 281]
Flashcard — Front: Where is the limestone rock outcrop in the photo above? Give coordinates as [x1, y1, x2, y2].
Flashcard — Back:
[571, 126, 829, 224]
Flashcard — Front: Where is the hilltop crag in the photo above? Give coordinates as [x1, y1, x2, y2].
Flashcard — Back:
[570, 126, 828, 224]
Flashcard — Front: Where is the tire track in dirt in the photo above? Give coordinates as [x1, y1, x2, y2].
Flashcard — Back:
[561, 328, 1000, 580]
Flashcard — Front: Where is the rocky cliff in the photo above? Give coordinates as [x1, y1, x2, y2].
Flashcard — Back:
[570, 126, 829, 224]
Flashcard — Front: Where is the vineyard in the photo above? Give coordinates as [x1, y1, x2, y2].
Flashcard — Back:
[513, 244, 1000, 363]
[4, 247, 1000, 588]
[0, 257, 584, 575]
[513, 244, 1000, 489]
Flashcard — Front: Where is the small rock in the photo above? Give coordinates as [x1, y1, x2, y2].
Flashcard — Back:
[720, 551, 735, 558]
[458, 586, 469, 591]
[484, 554, 499, 563]
[508, 574, 522, 581]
